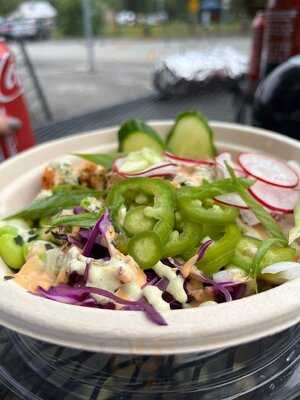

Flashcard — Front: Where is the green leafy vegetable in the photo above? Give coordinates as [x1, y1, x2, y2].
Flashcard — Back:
[52, 185, 97, 193]
[251, 238, 287, 278]
[289, 201, 300, 245]
[226, 164, 287, 243]
[74, 152, 122, 169]
[177, 177, 254, 201]
[50, 212, 102, 228]
[9, 185, 103, 221]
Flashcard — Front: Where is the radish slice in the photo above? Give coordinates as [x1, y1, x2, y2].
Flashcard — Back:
[215, 152, 246, 179]
[215, 193, 248, 209]
[287, 160, 300, 189]
[113, 158, 178, 178]
[165, 152, 215, 166]
[249, 180, 300, 213]
[239, 153, 298, 188]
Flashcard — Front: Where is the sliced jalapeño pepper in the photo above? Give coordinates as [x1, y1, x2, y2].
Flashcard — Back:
[177, 179, 249, 225]
[179, 197, 238, 225]
[128, 232, 162, 269]
[197, 224, 241, 275]
[124, 206, 156, 236]
[163, 220, 203, 258]
[107, 177, 175, 244]
[107, 177, 175, 268]
[232, 236, 296, 274]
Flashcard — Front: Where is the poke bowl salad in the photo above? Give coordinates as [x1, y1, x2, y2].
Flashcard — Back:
[1, 111, 300, 327]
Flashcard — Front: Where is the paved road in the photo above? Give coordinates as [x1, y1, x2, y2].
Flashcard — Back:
[13, 37, 251, 124]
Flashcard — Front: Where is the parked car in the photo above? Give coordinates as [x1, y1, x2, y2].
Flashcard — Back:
[0, 20, 13, 39]
[0, 18, 52, 40]
[138, 12, 168, 26]
[115, 11, 136, 26]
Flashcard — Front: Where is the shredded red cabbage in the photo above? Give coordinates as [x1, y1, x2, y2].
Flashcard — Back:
[162, 258, 183, 268]
[73, 206, 85, 214]
[68, 271, 86, 287]
[162, 291, 182, 310]
[144, 269, 168, 291]
[145, 269, 159, 284]
[221, 281, 247, 301]
[82, 210, 111, 257]
[155, 277, 169, 291]
[37, 284, 167, 326]
[193, 241, 247, 302]
[197, 240, 214, 261]
[192, 271, 232, 302]
[78, 229, 91, 240]
[83, 262, 91, 285]
[68, 236, 84, 248]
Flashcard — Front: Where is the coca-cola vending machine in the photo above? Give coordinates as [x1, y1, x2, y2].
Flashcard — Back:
[0, 40, 35, 160]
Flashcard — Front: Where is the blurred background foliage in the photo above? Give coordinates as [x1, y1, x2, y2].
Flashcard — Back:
[0, 0, 268, 37]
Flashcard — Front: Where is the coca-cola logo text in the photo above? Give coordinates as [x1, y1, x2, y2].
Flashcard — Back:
[0, 51, 23, 103]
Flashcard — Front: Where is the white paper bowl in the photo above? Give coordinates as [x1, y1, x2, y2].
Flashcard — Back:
[0, 121, 300, 355]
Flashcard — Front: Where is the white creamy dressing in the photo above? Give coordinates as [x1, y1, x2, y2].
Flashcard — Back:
[61, 246, 88, 274]
[121, 282, 142, 301]
[64, 247, 133, 303]
[87, 256, 134, 292]
[199, 301, 218, 307]
[154, 261, 187, 304]
[43, 247, 65, 275]
[81, 197, 103, 213]
[117, 205, 127, 225]
[143, 286, 170, 311]
[54, 247, 187, 312]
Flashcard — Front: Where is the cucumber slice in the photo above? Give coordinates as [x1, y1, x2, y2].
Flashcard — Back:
[118, 119, 165, 153]
[166, 111, 216, 159]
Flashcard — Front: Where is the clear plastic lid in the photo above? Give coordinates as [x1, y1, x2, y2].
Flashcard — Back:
[1, 324, 300, 400]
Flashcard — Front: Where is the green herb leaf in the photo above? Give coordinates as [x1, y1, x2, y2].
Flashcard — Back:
[50, 211, 102, 228]
[226, 164, 287, 243]
[251, 238, 287, 278]
[74, 153, 122, 169]
[9, 186, 103, 221]
[52, 184, 97, 193]
[177, 178, 254, 201]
